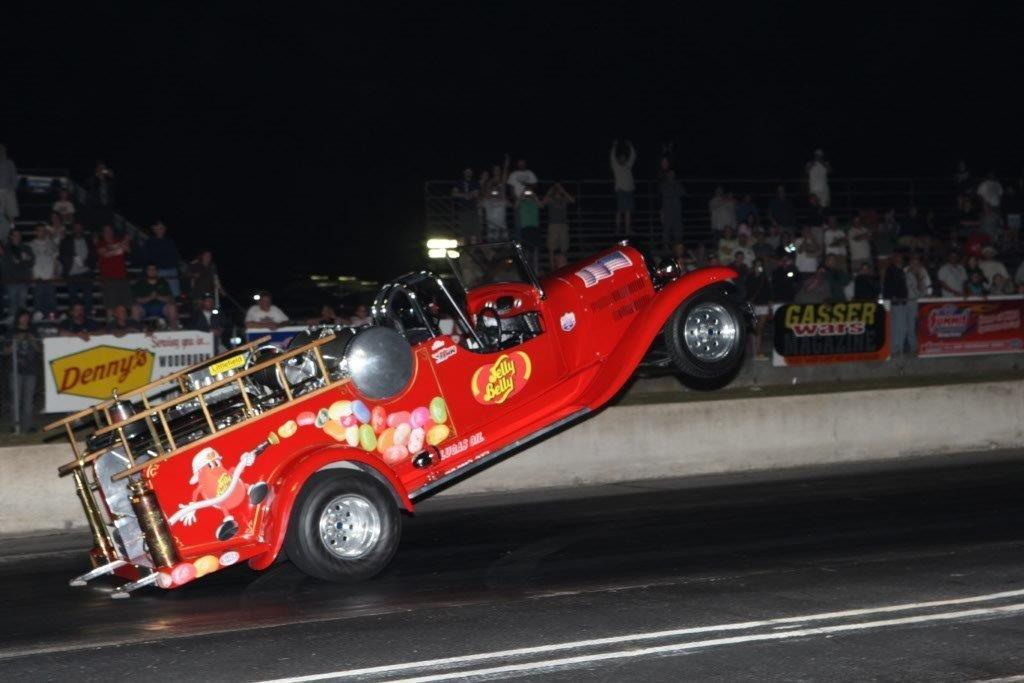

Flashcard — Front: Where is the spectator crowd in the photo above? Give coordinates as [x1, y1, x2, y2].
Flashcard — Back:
[448, 147, 1024, 358]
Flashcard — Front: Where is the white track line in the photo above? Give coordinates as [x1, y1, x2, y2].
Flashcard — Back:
[259, 588, 1024, 682]
[384, 603, 1024, 682]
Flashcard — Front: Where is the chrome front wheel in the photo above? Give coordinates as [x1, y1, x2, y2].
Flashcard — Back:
[683, 302, 739, 362]
[665, 289, 747, 387]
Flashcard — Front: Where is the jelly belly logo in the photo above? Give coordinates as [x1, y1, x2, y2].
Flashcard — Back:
[471, 351, 532, 405]
[50, 346, 155, 399]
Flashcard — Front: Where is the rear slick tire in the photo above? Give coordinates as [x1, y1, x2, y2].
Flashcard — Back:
[664, 288, 746, 389]
[285, 470, 401, 582]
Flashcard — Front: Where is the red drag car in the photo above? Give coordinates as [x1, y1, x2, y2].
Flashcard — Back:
[50, 242, 746, 596]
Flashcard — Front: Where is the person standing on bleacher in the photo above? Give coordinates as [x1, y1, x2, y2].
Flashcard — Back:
[1, 230, 34, 324]
[0, 144, 18, 245]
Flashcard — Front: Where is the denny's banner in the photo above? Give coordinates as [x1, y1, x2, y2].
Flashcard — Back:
[916, 295, 1024, 357]
[772, 301, 890, 366]
[44, 331, 215, 412]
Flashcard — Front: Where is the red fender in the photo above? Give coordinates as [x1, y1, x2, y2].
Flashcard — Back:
[248, 445, 414, 570]
[576, 266, 738, 409]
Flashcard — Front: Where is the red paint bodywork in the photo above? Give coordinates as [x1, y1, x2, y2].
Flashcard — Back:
[128, 246, 736, 587]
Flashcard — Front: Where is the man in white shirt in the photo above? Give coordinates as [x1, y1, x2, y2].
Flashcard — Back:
[708, 186, 737, 234]
[794, 227, 822, 275]
[978, 246, 1010, 284]
[52, 189, 76, 226]
[937, 251, 967, 298]
[733, 233, 755, 265]
[506, 158, 537, 199]
[610, 140, 636, 234]
[822, 217, 849, 272]
[848, 216, 872, 271]
[245, 291, 289, 329]
[30, 222, 60, 317]
[976, 172, 1003, 209]
[806, 149, 831, 208]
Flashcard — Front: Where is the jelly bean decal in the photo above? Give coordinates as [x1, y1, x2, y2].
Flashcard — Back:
[386, 411, 411, 428]
[193, 555, 219, 577]
[393, 422, 411, 446]
[271, 386, 459, 471]
[426, 423, 450, 446]
[328, 400, 352, 421]
[408, 427, 425, 453]
[377, 427, 396, 454]
[371, 405, 388, 434]
[429, 396, 448, 423]
[410, 406, 431, 428]
[277, 420, 298, 439]
[351, 400, 371, 424]
[383, 445, 409, 465]
[171, 562, 197, 586]
[358, 424, 377, 451]
[323, 420, 346, 442]
[219, 551, 240, 566]
[471, 351, 532, 405]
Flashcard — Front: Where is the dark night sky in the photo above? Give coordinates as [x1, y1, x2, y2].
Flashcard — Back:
[5, 2, 1024, 290]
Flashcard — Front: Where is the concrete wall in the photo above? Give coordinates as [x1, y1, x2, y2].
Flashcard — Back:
[0, 443, 85, 535]
[446, 379, 1024, 495]
[3, 380, 1022, 534]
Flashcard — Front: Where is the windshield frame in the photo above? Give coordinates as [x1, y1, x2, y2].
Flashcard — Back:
[371, 271, 484, 349]
[445, 241, 546, 300]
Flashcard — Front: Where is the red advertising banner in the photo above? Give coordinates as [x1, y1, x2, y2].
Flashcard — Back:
[916, 296, 1024, 357]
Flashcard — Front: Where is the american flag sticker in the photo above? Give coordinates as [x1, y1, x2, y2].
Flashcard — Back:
[575, 251, 633, 287]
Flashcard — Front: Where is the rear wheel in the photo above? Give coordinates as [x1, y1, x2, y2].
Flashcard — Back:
[664, 289, 746, 388]
[285, 470, 401, 582]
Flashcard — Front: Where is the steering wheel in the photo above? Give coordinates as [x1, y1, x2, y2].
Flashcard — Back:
[475, 306, 503, 349]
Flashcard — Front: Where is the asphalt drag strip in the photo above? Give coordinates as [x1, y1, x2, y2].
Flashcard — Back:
[260, 590, 1024, 682]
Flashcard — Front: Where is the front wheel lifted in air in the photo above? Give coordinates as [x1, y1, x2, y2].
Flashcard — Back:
[284, 470, 402, 582]
[664, 288, 746, 389]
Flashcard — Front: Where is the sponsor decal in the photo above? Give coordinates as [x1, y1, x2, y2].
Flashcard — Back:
[575, 250, 633, 288]
[208, 354, 246, 376]
[471, 351, 532, 405]
[49, 345, 155, 400]
[430, 339, 445, 351]
[439, 431, 485, 460]
[432, 345, 457, 364]
[593, 279, 646, 310]
[926, 304, 971, 338]
[612, 294, 652, 321]
[772, 301, 890, 366]
[560, 312, 576, 332]
[917, 297, 1024, 357]
[44, 331, 215, 412]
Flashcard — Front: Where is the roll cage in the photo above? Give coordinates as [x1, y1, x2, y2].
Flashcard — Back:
[371, 241, 545, 352]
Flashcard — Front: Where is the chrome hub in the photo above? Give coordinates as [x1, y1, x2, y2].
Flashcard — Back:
[683, 302, 738, 362]
[318, 494, 382, 559]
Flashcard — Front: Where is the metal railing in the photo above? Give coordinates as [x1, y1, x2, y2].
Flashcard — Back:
[48, 332, 343, 481]
[426, 176, 962, 267]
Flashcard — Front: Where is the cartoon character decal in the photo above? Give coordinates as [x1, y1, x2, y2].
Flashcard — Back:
[166, 396, 453, 545]
[167, 435, 274, 541]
